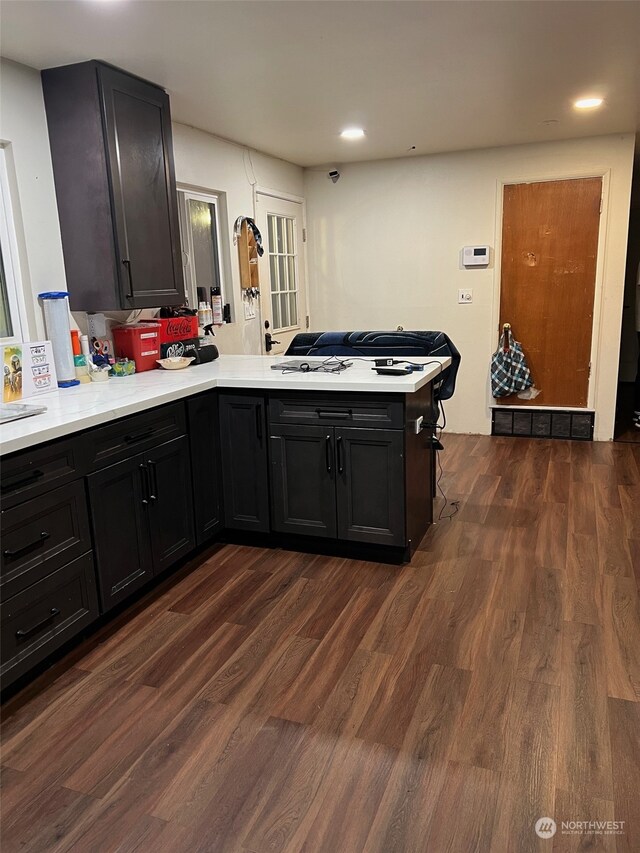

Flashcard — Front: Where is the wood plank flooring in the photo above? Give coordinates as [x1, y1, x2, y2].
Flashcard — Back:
[1, 434, 639, 852]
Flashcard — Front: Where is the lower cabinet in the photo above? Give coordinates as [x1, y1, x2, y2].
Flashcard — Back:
[0, 552, 99, 689]
[335, 427, 405, 546]
[87, 435, 194, 611]
[270, 423, 405, 547]
[219, 393, 270, 532]
[187, 392, 223, 544]
[269, 424, 337, 538]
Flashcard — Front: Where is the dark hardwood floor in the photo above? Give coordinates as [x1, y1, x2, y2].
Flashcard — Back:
[1, 434, 639, 852]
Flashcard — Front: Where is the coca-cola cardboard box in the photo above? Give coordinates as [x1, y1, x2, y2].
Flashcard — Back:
[152, 316, 199, 344]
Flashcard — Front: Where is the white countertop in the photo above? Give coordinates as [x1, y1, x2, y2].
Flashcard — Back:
[0, 354, 450, 455]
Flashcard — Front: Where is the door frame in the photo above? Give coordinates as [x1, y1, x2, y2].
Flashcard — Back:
[254, 185, 310, 354]
[492, 169, 611, 413]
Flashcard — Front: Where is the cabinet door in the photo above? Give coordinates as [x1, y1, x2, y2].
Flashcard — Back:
[187, 393, 223, 545]
[144, 436, 195, 574]
[219, 395, 270, 532]
[99, 65, 184, 308]
[270, 424, 337, 538]
[335, 428, 406, 547]
[87, 455, 152, 611]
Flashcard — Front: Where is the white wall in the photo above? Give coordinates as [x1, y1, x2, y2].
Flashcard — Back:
[0, 59, 67, 340]
[304, 135, 635, 440]
[171, 123, 304, 354]
[0, 58, 304, 355]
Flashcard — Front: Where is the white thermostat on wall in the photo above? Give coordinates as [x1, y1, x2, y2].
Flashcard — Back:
[462, 245, 490, 266]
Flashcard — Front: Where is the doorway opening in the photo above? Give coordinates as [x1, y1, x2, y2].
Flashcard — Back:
[614, 142, 640, 444]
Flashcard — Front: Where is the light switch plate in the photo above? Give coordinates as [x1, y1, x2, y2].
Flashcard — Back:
[458, 289, 473, 304]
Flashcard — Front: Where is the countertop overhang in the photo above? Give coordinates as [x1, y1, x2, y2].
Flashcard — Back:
[0, 354, 450, 456]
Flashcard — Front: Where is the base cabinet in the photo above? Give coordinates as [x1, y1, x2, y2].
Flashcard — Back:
[0, 552, 98, 689]
[219, 394, 270, 532]
[87, 435, 194, 611]
[270, 423, 406, 547]
[335, 427, 405, 546]
[188, 392, 223, 544]
[269, 424, 337, 538]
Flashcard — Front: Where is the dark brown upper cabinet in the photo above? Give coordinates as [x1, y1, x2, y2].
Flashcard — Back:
[42, 61, 185, 311]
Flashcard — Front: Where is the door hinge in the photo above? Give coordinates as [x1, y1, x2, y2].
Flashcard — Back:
[588, 361, 592, 378]
[302, 227, 307, 243]
[305, 314, 310, 329]
[599, 196, 603, 214]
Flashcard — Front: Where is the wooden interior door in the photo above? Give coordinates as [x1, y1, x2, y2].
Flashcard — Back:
[499, 177, 602, 407]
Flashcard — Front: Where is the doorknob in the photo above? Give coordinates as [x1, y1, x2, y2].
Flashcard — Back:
[265, 332, 280, 353]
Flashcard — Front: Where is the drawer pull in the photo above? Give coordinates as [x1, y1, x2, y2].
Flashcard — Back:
[316, 409, 352, 419]
[139, 464, 150, 505]
[125, 427, 154, 444]
[325, 434, 332, 473]
[3, 531, 50, 560]
[16, 607, 60, 639]
[148, 460, 158, 501]
[1, 469, 45, 493]
[336, 436, 344, 473]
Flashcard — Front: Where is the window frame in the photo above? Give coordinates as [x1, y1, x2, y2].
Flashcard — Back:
[177, 188, 226, 310]
[0, 146, 29, 344]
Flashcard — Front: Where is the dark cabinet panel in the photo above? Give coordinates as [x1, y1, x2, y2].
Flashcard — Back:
[1, 552, 99, 689]
[270, 424, 337, 538]
[87, 455, 152, 611]
[187, 393, 223, 544]
[1, 437, 84, 510]
[98, 65, 184, 307]
[219, 394, 270, 532]
[81, 401, 186, 472]
[335, 428, 405, 547]
[144, 436, 195, 574]
[1, 481, 91, 600]
[269, 393, 404, 429]
[42, 60, 184, 311]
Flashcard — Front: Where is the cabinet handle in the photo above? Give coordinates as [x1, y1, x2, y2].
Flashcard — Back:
[336, 436, 344, 473]
[125, 427, 154, 444]
[325, 434, 332, 473]
[16, 607, 60, 639]
[1, 469, 45, 493]
[3, 531, 50, 560]
[256, 405, 263, 442]
[139, 463, 150, 505]
[316, 409, 352, 419]
[148, 460, 158, 501]
[122, 259, 134, 300]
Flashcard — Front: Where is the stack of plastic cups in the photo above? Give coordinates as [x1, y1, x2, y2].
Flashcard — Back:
[38, 292, 80, 387]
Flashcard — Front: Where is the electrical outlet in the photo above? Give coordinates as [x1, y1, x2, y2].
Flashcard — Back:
[458, 289, 473, 304]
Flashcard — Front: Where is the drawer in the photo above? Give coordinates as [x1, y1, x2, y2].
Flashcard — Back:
[1, 481, 91, 599]
[1, 436, 84, 509]
[269, 393, 405, 429]
[80, 401, 186, 471]
[1, 552, 98, 689]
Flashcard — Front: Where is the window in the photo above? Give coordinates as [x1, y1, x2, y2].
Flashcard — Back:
[177, 189, 225, 309]
[0, 147, 27, 344]
[267, 213, 298, 331]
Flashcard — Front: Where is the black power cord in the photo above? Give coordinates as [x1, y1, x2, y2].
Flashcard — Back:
[425, 399, 460, 522]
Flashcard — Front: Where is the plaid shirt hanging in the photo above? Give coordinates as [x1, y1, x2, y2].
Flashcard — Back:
[491, 326, 534, 398]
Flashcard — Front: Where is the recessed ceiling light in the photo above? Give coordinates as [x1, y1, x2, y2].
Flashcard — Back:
[574, 97, 604, 110]
[340, 128, 365, 140]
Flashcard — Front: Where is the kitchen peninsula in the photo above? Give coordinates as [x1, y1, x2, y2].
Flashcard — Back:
[1, 355, 449, 690]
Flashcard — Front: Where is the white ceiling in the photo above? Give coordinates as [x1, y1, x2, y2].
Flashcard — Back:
[1, 0, 638, 167]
